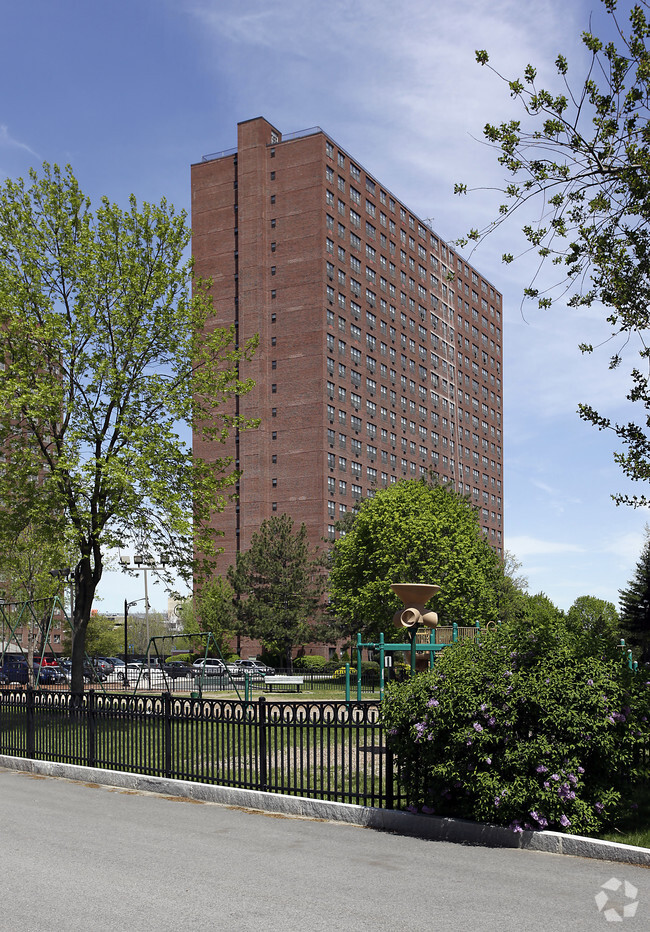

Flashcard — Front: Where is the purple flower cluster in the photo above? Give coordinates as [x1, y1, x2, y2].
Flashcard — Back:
[557, 783, 576, 802]
[529, 811, 548, 830]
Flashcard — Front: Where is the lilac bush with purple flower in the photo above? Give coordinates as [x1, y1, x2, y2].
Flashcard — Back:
[381, 607, 650, 836]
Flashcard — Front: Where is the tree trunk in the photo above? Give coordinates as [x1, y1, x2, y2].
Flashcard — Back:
[70, 561, 98, 696]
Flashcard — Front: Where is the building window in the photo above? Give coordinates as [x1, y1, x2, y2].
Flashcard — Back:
[271, 266, 276, 276]
[272, 478, 277, 487]
[271, 290, 276, 299]
[272, 360, 277, 369]
[272, 431, 277, 440]
[272, 502, 278, 512]
[271, 219, 276, 228]
[272, 408, 277, 417]
[272, 384, 277, 393]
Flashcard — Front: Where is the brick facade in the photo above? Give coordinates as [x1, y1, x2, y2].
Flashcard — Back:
[191, 118, 504, 657]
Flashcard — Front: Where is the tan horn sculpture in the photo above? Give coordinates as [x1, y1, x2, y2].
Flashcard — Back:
[390, 582, 440, 630]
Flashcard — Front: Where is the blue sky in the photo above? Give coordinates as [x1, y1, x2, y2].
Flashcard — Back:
[1, 0, 647, 614]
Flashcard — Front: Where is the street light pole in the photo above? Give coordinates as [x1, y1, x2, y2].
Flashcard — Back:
[120, 553, 168, 678]
[123, 596, 148, 689]
[123, 598, 129, 689]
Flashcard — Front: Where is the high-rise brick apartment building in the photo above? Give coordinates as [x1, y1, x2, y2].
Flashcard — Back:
[191, 117, 503, 579]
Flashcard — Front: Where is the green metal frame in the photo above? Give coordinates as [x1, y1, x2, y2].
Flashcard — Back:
[0, 595, 69, 687]
[353, 622, 481, 700]
[133, 632, 245, 700]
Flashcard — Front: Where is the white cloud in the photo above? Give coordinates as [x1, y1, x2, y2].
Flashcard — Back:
[506, 534, 584, 556]
[177, 0, 643, 611]
[0, 124, 38, 157]
[602, 528, 648, 565]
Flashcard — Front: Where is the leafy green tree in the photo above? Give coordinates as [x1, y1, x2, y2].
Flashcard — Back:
[458, 1, 650, 504]
[0, 163, 257, 692]
[566, 595, 620, 647]
[0, 523, 76, 682]
[512, 592, 563, 631]
[228, 514, 328, 670]
[328, 478, 502, 639]
[62, 612, 123, 658]
[179, 576, 237, 659]
[619, 529, 650, 661]
[494, 550, 529, 625]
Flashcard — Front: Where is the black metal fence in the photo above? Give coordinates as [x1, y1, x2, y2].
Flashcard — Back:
[0, 689, 399, 808]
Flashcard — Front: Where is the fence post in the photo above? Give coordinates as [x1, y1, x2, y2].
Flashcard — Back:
[258, 696, 268, 792]
[385, 735, 394, 810]
[163, 692, 172, 778]
[26, 688, 36, 759]
[87, 690, 96, 768]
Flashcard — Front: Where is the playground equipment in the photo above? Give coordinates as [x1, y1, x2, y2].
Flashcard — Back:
[129, 632, 246, 700]
[348, 582, 448, 700]
[0, 596, 69, 687]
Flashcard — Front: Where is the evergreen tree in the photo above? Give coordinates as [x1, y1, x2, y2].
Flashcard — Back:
[619, 530, 650, 662]
[228, 515, 328, 670]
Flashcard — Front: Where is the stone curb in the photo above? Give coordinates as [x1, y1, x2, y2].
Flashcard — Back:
[2, 754, 648, 867]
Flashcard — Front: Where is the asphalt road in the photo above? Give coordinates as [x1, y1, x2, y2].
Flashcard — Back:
[0, 767, 648, 932]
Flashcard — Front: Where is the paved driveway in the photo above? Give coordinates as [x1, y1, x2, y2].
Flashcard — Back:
[0, 767, 647, 931]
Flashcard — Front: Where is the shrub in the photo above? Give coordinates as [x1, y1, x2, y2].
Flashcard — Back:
[293, 655, 328, 672]
[332, 661, 380, 683]
[381, 617, 650, 836]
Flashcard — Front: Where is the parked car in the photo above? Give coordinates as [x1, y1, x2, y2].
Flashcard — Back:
[192, 658, 229, 677]
[1, 658, 59, 685]
[160, 661, 194, 679]
[53, 663, 72, 683]
[232, 660, 274, 677]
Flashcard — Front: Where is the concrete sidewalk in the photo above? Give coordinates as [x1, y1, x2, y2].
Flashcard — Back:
[1, 762, 649, 932]
[2, 753, 648, 867]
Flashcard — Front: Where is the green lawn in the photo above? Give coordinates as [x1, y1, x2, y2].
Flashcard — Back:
[595, 785, 650, 849]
